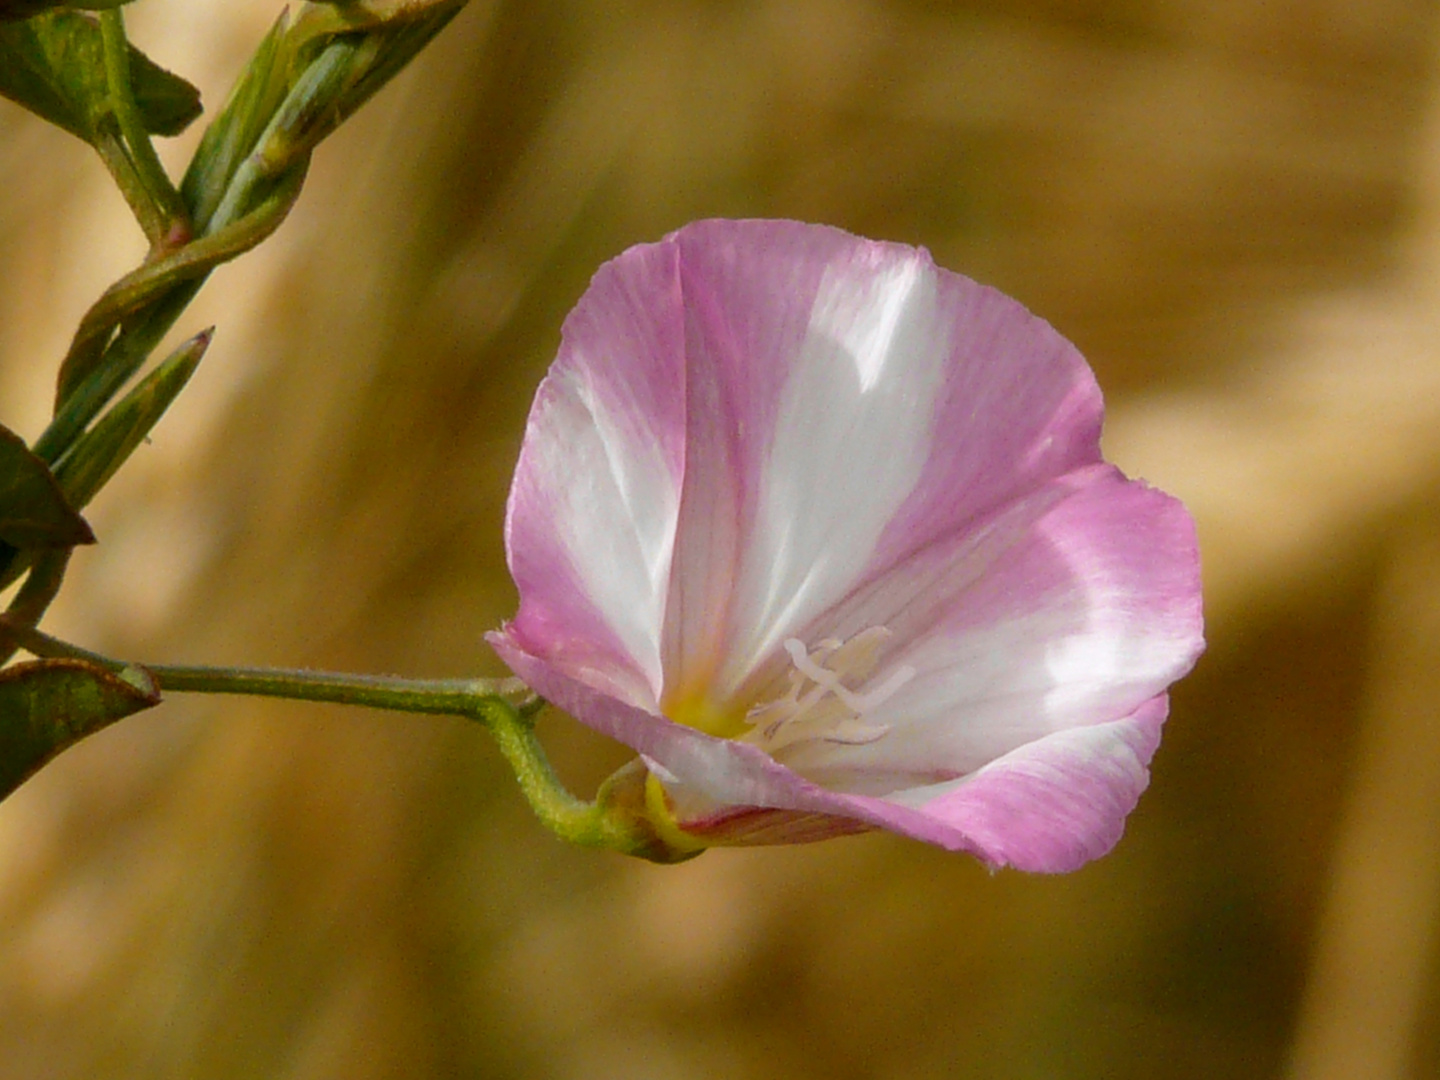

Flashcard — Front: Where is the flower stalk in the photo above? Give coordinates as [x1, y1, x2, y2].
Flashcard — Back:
[6, 621, 686, 861]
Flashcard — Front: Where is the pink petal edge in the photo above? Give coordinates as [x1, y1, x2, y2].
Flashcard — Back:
[489, 630, 1169, 871]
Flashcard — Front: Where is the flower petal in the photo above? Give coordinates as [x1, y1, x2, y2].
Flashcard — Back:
[654, 221, 954, 698]
[863, 264, 1105, 576]
[694, 225, 952, 686]
[502, 240, 688, 707]
[880, 694, 1172, 872]
[654, 222, 835, 697]
[767, 465, 1202, 791]
[656, 221, 1111, 697]
[490, 633, 1169, 870]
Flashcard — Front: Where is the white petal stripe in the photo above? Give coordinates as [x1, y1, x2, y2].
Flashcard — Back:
[724, 247, 949, 681]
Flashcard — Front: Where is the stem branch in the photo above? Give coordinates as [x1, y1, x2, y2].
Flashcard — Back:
[99, 8, 189, 245]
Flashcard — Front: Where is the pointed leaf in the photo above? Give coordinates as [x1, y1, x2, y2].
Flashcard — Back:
[0, 658, 159, 799]
[0, 11, 200, 142]
[0, 422, 94, 549]
[54, 328, 210, 511]
[126, 26, 202, 137]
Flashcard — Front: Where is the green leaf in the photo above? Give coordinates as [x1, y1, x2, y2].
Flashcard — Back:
[1, 1, 134, 21]
[1, 2, 136, 20]
[125, 35, 200, 138]
[0, 658, 159, 800]
[287, 0, 466, 133]
[43, 168, 302, 461]
[178, 1, 465, 234]
[0, 422, 94, 550]
[181, 11, 289, 232]
[0, 10, 200, 142]
[54, 328, 211, 511]
[310, 0, 467, 27]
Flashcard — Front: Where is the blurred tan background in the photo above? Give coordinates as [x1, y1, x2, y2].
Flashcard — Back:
[4, 0, 1440, 1076]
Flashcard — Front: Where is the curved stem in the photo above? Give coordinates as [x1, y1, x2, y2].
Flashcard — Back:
[0, 550, 73, 666]
[484, 705, 646, 850]
[150, 667, 642, 850]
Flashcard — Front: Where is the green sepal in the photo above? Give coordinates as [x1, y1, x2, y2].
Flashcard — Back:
[0, 422, 94, 551]
[53, 328, 211, 512]
[0, 658, 159, 800]
[0, 9, 200, 142]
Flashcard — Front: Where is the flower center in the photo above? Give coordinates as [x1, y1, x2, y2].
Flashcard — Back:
[666, 689, 747, 738]
[741, 627, 914, 753]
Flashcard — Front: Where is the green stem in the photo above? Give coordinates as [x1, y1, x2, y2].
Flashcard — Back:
[10, 625, 603, 823]
[148, 663, 524, 716]
[151, 664, 647, 851]
[4, 623, 664, 857]
[91, 125, 166, 244]
[7, 623, 529, 716]
[39, 163, 307, 466]
[99, 8, 189, 246]
[484, 706, 647, 850]
[0, 550, 72, 665]
[5, 619, 528, 709]
[150, 663, 640, 850]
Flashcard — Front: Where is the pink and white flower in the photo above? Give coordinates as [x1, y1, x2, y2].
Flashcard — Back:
[489, 219, 1203, 872]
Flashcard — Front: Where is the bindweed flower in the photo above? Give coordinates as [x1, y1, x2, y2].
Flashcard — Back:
[489, 220, 1203, 871]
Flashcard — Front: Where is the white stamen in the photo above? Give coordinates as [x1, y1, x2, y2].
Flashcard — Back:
[744, 628, 913, 753]
[844, 664, 917, 713]
[824, 720, 892, 746]
[785, 638, 843, 691]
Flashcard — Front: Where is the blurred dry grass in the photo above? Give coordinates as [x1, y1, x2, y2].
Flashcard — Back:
[3, 0, 1440, 1076]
